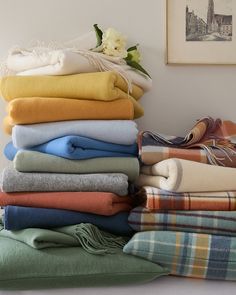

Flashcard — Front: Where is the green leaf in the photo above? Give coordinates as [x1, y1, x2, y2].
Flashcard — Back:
[125, 59, 151, 78]
[127, 44, 139, 52]
[125, 53, 133, 61]
[93, 24, 103, 47]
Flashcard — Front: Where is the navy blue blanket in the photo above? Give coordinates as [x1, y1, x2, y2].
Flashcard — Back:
[4, 135, 138, 160]
[4, 206, 133, 236]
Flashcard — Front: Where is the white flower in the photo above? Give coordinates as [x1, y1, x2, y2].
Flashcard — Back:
[102, 28, 128, 58]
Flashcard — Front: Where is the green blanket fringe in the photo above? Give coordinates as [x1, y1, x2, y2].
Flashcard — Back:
[73, 223, 127, 255]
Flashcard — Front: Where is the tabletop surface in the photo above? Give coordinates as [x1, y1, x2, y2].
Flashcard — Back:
[0, 276, 235, 295]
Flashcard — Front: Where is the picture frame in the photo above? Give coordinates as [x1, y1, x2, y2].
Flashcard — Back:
[166, 0, 236, 65]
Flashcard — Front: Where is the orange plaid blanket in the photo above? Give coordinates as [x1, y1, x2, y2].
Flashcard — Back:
[139, 117, 236, 166]
[139, 186, 236, 211]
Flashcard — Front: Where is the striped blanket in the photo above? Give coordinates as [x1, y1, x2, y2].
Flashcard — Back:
[139, 186, 236, 211]
[128, 206, 236, 236]
[123, 231, 236, 280]
[139, 117, 236, 166]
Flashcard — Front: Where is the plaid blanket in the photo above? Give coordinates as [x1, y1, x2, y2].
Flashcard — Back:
[123, 231, 236, 280]
[128, 206, 236, 236]
[139, 186, 236, 211]
[139, 117, 236, 166]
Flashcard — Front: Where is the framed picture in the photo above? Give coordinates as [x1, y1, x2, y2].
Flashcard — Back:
[166, 0, 236, 64]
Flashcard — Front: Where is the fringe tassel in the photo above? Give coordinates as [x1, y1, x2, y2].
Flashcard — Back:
[72, 49, 133, 94]
[73, 223, 127, 255]
[142, 127, 236, 167]
[197, 144, 236, 166]
[142, 131, 175, 145]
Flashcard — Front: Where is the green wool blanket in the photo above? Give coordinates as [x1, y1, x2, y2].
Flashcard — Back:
[0, 235, 167, 289]
[14, 151, 139, 182]
[0, 222, 127, 253]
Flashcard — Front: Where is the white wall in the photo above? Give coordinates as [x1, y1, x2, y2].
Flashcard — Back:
[0, 0, 236, 170]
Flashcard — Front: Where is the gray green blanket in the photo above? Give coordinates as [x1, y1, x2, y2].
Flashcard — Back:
[14, 151, 139, 181]
[0, 222, 127, 254]
[0, 235, 167, 290]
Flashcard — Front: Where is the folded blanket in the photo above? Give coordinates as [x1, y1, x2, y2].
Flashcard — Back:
[7, 49, 96, 75]
[0, 222, 127, 251]
[0, 71, 143, 101]
[3, 117, 12, 134]
[128, 206, 236, 236]
[6, 48, 152, 91]
[14, 151, 139, 181]
[4, 97, 139, 131]
[4, 206, 133, 235]
[0, 165, 128, 195]
[6, 96, 143, 123]
[139, 144, 236, 167]
[137, 158, 236, 192]
[5, 136, 138, 161]
[0, 237, 166, 290]
[124, 231, 236, 281]
[0, 222, 127, 252]
[139, 186, 236, 211]
[0, 191, 133, 215]
[139, 117, 236, 167]
[12, 120, 138, 147]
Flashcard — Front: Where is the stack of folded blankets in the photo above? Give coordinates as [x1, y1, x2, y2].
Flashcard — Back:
[0, 47, 169, 289]
[124, 117, 236, 281]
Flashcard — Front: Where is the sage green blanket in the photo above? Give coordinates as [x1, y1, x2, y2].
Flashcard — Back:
[14, 150, 139, 181]
[0, 236, 167, 289]
[0, 222, 126, 254]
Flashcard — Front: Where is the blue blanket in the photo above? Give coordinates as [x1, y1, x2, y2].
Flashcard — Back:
[4, 135, 138, 160]
[4, 206, 133, 236]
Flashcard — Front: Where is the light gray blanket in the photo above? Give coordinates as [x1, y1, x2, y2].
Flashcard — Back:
[0, 165, 128, 195]
[12, 120, 138, 148]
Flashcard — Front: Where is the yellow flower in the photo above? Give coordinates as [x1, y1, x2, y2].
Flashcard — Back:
[102, 28, 128, 58]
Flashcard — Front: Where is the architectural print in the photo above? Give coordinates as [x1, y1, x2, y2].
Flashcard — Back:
[186, 0, 232, 41]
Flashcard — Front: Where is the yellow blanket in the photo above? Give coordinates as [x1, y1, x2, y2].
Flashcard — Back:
[3, 117, 12, 134]
[4, 97, 135, 134]
[0, 71, 143, 101]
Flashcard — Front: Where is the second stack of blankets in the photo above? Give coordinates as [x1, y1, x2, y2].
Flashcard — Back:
[124, 117, 236, 281]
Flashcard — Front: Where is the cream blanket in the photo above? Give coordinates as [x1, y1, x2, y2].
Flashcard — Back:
[137, 158, 236, 192]
[6, 48, 152, 92]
